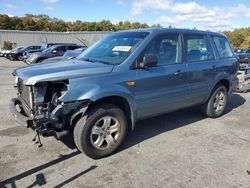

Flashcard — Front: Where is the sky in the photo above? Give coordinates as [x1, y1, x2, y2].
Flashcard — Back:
[1, 0, 250, 31]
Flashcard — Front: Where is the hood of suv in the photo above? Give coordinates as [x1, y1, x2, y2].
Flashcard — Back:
[14, 59, 114, 85]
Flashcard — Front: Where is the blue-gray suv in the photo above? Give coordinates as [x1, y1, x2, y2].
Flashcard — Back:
[10, 28, 239, 159]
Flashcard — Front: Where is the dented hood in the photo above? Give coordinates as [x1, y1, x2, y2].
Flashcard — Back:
[13, 59, 114, 85]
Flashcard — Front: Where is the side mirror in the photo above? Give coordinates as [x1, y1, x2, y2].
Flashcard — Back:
[52, 50, 57, 54]
[137, 54, 157, 69]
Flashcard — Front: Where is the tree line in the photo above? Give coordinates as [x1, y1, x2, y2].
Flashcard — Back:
[0, 14, 161, 32]
[224, 28, 250, 49]
[1, 14, 250, 49]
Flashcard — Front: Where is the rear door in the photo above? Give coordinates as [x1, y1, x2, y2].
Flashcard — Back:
[211, 35, 238, 91]
[183, 33, 217, 106]
[134, 33, 190, 119]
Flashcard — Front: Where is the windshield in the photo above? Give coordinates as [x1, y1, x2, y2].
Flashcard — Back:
[77, 32, 149, 65]
[13, 47, 24, 51]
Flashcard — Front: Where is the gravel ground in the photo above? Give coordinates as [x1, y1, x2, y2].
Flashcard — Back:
[0, 58, 249, 188]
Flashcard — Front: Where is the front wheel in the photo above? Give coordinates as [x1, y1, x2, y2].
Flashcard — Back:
[202, 85, 228, 118]
[74, 103, 128, 159]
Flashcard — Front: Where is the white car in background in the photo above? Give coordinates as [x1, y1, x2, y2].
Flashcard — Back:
[0, 49, 11, 57]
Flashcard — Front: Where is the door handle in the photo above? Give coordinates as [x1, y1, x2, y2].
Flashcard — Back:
[174, 70, 182, 76]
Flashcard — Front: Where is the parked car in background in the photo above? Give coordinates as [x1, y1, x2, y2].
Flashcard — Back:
[235, 48, 250, 70]
[237, 64, 250, 93]
[42, 42, 75, 48]
[234, 48, 243, 53]
[26, 44, 84, 64]
[5, 46, 25, 58]
[8, 45, 41, 61]
[23, 43, 77, 61]
[243, 48, 250, 53]
[42, 47, 87, 63]
[10, 28, 239, 159]
[0, 49, 11, 57]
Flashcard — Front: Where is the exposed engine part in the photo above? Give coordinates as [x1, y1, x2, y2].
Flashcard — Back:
[15, 79, 91, 140]
[32, 131, 43, 148]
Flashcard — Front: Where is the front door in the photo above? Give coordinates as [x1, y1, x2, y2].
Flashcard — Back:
[133, 33, 190, 119]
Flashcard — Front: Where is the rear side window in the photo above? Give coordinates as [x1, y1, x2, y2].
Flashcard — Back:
[184, 34, 214, 62]
[213, 36, 233, 59]
[57, 46, 67, 52]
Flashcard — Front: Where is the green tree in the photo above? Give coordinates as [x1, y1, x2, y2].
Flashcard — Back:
[240, 36, 250, 49]
[22, 17, 38, 30]
[0, 13, 162, 32]
[0, 15, 11, 29]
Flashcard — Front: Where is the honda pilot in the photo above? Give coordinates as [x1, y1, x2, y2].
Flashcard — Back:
[10, 28, 239, 159]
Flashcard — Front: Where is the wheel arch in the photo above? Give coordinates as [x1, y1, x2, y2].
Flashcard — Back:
[214, 79, 230, 91]
[87, 95, 134, 132]
[205, 79, 230, 102]
[36, 57, 45, 64]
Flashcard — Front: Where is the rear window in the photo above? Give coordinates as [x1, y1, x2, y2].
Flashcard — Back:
[213, 36, 233, 59]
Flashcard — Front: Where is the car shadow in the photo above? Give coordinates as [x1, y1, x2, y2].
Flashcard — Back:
[121, 93, 246, 151]
[60, 133, 77, 149]
[0, 150, 97, 188]
[224, 93, 246, 114]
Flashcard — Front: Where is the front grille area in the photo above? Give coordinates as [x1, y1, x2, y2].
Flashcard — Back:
[17, 78, 33, 116]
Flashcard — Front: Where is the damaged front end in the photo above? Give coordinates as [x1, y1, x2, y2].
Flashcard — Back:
[10, 78, 90, 140]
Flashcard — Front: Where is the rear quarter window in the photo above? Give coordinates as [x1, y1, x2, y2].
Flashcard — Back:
[184, 34, 214, 62]
[68, 46, 78, 50]
[213, 36, 234, 59]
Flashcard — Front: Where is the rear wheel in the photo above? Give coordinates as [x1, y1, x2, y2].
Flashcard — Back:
[74, 103, 128, 159]
[202, 85, 228, 118]
[17, 55, 23, 61]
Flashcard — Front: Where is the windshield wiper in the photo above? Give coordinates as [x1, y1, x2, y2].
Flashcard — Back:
[81, 58, 95, 63]
[82, 58, 112, 65]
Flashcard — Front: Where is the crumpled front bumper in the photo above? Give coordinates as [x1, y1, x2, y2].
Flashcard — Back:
[9, 97, 91, 139]
[9, 98, 33, 127]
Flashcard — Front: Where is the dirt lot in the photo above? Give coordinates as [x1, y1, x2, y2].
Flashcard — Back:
[0, 58, 249, 188]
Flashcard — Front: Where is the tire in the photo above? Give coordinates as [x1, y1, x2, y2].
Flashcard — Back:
[74, 103, 128, 159]
[17, 55, 23, 61]
[202, 85, 228, 118]
[36, 59, 44, 64]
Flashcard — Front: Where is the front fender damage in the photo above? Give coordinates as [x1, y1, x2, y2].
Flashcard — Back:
[32, 99, 91, 139]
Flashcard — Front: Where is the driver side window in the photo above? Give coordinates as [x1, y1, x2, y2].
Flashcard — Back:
[138, 34, 182, 66]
